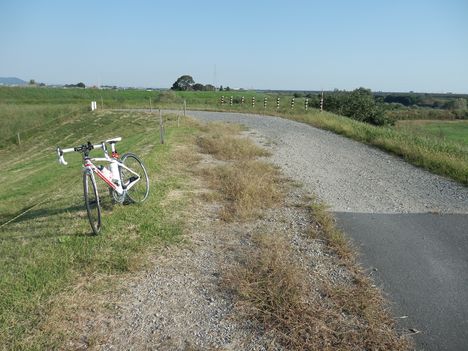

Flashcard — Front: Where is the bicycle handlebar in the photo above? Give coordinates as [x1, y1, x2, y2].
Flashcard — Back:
[56, 137, 122, 166]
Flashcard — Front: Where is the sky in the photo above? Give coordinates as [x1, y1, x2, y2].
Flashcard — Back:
[1, 0, 467, 93]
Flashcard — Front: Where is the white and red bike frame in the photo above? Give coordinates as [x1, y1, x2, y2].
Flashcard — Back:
[56, 137, 140, 197]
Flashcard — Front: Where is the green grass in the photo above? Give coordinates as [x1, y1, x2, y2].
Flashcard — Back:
[0, 108, 197, 348]
[396, 120, 468, 146]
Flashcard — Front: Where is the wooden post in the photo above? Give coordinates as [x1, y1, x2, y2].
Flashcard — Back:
[17, 132, 21, 146]
[159, 109, 165, 144]
[100, 95, 104, 110]
[183, 99, 186, 117]
[149, 97, 152, 112]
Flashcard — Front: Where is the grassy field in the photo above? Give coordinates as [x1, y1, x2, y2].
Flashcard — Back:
[0, 107, 196, 348]
[396, 120, 468, 146]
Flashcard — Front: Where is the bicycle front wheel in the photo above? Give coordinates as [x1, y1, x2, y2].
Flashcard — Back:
[83, 172, 101, 235]
[121, 153, 149, 203]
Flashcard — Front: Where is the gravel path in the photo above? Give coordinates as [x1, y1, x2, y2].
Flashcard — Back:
[187, 110, 468, 214]
[91, 153, 352, 350]
[186, 110, 468, 351]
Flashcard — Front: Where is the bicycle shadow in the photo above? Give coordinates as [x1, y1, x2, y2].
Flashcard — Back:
[0, 203, 102, 240]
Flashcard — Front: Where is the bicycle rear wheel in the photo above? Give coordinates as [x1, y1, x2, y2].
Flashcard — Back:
[121, 153, 149, 203]
[83, 172, 101, 235]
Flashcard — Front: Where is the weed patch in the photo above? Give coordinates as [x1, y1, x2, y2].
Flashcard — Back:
[225, 231, 410, 351]
[197, 135, 269, 160]
[204, 161, 283, 221]
[308, 198, 353, 260]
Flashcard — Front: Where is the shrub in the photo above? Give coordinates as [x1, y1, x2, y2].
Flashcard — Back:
[324, 88, 386, 125]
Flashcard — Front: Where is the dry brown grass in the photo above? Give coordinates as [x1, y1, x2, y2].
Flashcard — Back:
[203, 161, 283, 221]
[308, 198, 353, 260]
[195, 120, 281, 221]
[225, 232, 410, 351]
[194, 120, 269, 161]
[197, 134, 270, 160]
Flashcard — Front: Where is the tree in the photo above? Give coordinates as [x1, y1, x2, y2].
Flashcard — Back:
[171, 75, 195, 91]
[444, 98, 467, 110]
[76, 82, 85, 88]
[29, 79, 36, 85]
[192, 83, 205, 91]
[203, 84, 216, 91]
[324, 88, 387, 125]
[344, 88, 385, 125]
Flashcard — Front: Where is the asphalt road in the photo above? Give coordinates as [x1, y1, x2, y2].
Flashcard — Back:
[187, 110, 468, 351]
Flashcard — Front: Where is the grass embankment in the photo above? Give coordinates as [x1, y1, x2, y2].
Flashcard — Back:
[196, 123, 409, 350]
[0, 109, 195, 349]
[0, 104, 86, 148]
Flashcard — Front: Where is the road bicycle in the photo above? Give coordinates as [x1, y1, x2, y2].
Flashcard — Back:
[56, 137, 149, 235]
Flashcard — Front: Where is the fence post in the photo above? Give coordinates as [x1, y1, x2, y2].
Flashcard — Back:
[183, 99, 186, 117]
[149, 97, 152, 112]
[159, 109, 165, 144]
[101, 96, 104, 110]
[320, 91, 324, 112]
[276, 97, 280, 110]
[17, 132, 21, 146]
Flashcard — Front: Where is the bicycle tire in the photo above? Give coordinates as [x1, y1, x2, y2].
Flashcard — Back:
[83, 171, 102, 235]
[120, 153, 149, 204]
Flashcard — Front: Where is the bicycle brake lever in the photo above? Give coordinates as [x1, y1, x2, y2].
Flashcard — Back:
[57, 147, 68, 165]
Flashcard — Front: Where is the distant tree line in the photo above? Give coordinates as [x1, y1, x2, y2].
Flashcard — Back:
[65, 82, 86, 88]
[380, 94, 467, 110]
[314, 88, 468, 124]
[171, 75, 215, 91]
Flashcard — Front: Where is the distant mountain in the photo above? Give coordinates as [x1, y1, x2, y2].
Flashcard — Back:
[0, 77, 27, 86]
